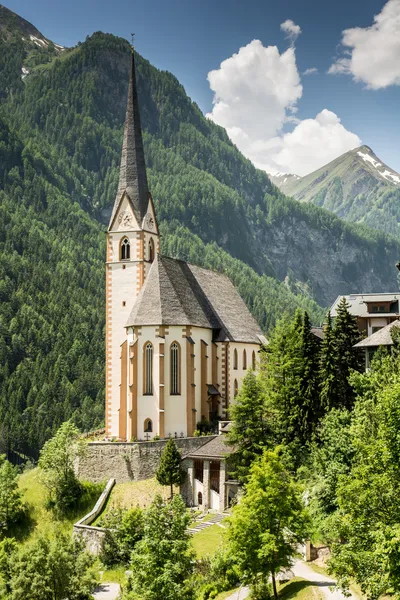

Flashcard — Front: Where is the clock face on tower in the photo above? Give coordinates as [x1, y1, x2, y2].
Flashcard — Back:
[145, 213, 155, 230]
[118, 211, 133, 228]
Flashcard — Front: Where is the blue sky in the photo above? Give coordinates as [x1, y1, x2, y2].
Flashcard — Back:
[5, 0, 400, 175]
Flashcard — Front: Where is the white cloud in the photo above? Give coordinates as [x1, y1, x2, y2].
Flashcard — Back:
[303, 67, 318, 75]
[329, 0, 400, 89]
[207, 39, 361, 176]
[266, 110, 361, 175]
[280, 19, 302, 44]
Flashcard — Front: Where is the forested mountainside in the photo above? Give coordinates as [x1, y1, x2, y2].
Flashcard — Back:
[273, 145, 400, 237]
[0, 7, 400, 458]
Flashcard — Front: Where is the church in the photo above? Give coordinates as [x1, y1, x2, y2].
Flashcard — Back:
[106, 49, 267, 441]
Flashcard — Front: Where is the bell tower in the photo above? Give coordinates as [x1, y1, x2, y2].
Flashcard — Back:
[106, 45, 159, 438]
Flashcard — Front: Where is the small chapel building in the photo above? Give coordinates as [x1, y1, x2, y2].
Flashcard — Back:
[106, 49, 267, 441]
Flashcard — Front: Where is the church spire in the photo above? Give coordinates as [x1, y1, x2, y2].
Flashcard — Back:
[109, 45, 149, 228]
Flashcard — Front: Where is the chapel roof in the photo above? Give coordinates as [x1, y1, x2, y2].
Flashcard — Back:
[354, 319, 400, 348]
[185, 435, 234, 459]
[126, 254, 267, 345]
[109, 49, 149, 229]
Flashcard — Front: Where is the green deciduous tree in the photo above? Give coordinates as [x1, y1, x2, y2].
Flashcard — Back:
[0, 532, 96, 600]
[123, 494, 195, 600]
[227, 448, 309, 600]
[99, 506, 144, 567]
[156, 439, 184, 498]
[38, 421, 86, 513]
[327, 351, 400, 599]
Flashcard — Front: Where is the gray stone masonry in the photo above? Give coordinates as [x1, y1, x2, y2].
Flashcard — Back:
[73, 478, 115, 555]
[75, 436, 216, 484]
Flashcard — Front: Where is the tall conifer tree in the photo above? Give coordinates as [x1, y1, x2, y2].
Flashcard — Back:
[298, 311, 322, 444]
[332, 298, 362, 410]
[320, 313, 338, 410]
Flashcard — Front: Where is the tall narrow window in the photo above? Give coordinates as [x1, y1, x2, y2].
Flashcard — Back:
[233, 348, 238, 370]
[170, 342, 180, 395]
[252, 350, 256, 369]
[120, 237, 130, 260]
[148, 238, 155, 263]
[234, 379, 238, 397]
[144, 342, 153, 395]
[243, 349, 247, 370]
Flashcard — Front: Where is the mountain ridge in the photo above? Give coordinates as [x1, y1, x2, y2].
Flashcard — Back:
[272, 145, 400, 236]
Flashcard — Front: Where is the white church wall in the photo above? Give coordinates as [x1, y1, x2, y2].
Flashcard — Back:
[229, 342, 260, 403]
[164, 326, 188, 438]
[136, 326, 161, 440]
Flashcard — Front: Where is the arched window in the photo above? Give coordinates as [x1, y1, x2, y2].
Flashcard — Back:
[170, 342, 180, 395]
[198, 491, 203, 506]
[144, 418, 153, 432]
[148, 238, 155, 263]
[144, 342, 153, 395]
[234, 379, 238, 397]
[243, 349, 247, 370]
[252, 350, 256, 369]
[233, 348, 238, 370]
[120, 237, 130, 260]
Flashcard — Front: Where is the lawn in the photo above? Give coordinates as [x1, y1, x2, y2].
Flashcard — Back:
[191, 524, 225, 559]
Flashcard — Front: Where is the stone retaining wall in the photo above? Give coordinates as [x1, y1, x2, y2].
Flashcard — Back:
[75, 436, 216, 483]
[73, 478, 115, 555]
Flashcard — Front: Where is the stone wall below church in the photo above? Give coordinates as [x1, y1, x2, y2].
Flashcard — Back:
[75, 436, 216, 484]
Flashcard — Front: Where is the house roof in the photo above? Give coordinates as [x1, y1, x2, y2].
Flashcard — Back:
[330, 293, 400, 318]
[354, 319, 400, 348]
[311, 327, 324, 340]
[126, 255, 268, 344]
[109, 50, 149, 228]
[186, 435, 234, 459]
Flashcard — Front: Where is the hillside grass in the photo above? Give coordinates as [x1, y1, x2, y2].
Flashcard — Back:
[92, 478, 176, 525]
[13, 467, 102, 544]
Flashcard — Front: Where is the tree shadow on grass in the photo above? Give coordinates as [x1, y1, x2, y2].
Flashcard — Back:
[279, 578, 333, 599]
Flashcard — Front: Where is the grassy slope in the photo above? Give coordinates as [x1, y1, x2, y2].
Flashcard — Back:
[16, 468, 101, 544]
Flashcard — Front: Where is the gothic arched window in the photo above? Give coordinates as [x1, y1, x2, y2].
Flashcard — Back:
[148, 238, 155, 263]
[144, 342, 153, 395]
[144, 418, 153, 432]
[120, 237, 130, 260]
[234, 379, 238, 397]
[243, 349, 247, 370]
[252, 350, 256, 369]
[233, 348, 238, 370]
[170, 342, 180, 395]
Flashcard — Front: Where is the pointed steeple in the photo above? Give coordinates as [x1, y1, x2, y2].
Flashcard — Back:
[109, 47, 149, 228]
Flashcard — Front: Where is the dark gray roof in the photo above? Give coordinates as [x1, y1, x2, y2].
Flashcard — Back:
[109, 51, 149, 228]
[354, 319, 400, 348]
[186, 435, 234, 459]
[126, 255, 267, 344]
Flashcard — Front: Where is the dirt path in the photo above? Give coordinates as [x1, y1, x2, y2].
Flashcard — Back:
[92, 582, 121, 600]
[291, 560, 358, 599]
